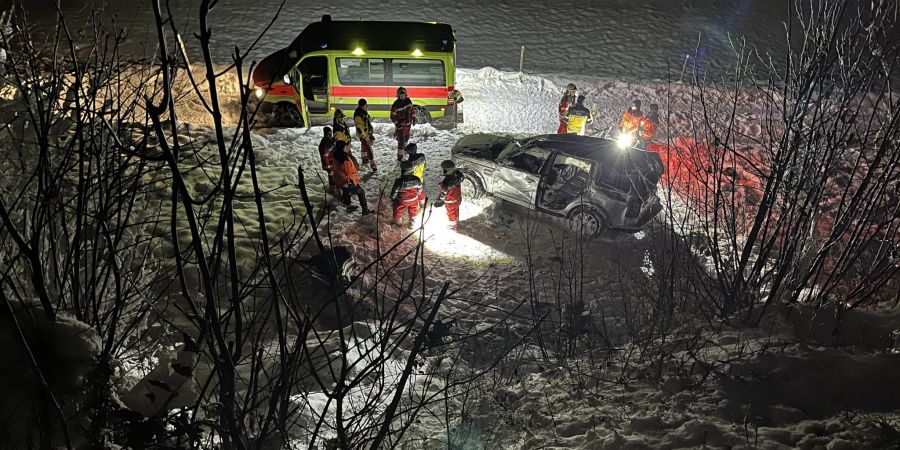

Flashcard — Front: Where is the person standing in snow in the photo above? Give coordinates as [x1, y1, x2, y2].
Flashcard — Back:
[436, 160, 464, 230]
[563, 95, 594, 136]
[557, 83, 578, 134]
[353, 98, 378, 173]
[637, 103, 660, 149]
[391, 161, 424, 226]
[332, 141, 371, 214]
[619, 99, 643, 139]
[333, 108, 359, 167]
[318, 126, 339, 195]
[390, 87, 417, 161]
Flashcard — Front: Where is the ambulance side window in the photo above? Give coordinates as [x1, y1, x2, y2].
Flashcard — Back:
[336, 58, 386, 85]
[390, 59, 445, 86]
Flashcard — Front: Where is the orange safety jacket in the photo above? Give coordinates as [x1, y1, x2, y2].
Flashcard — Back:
[620, 109, 643, 134]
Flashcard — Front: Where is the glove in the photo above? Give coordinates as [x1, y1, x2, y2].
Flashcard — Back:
[434, 199, 445, 208]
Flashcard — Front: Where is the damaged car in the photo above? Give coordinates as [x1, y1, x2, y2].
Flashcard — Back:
[450, 133, 664, 236]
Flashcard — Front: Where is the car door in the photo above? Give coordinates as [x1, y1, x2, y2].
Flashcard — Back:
[536, 153, 595, 214]
[491, 144, 551, 208]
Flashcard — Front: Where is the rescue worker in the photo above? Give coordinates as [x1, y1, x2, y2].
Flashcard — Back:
[619, 99, 643, 138]
[332, 108, 359, 165]
[637, 103, 660, 148]
[390, 87, 416, 161]
[353, 98, 378, 172]
[557, 83, 577, 134]
[390, 161, 424, 226]
[436, 160, 464, 230]
[331, 140, 371, 215]
[318, 126, 338, 195]
[405, 143, 427, 210]
[563, 95, 594, 136]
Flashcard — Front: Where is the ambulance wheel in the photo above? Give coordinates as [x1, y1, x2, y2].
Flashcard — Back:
[274, 103, 304, 127]
[413, 106, 431, 125]
[567, 207, 607, 238]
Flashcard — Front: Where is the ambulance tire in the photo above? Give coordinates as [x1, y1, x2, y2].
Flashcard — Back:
[275, 103, 304, 127]
[413, 106, 431, 125]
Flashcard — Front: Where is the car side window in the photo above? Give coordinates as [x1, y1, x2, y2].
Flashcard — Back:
[502, 146, 551, 175]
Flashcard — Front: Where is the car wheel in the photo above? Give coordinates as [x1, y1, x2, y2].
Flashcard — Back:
[460, 172, 485, 200]
[274, 102, 304, 127]
[568, 208, 607, 238]
[413, 106, 432, 125]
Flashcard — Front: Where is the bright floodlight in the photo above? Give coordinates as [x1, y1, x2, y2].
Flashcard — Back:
[411, 48, 424, 57]
[352, 47, 366, 56]
[616, 133, 634, 150]
[254, 88, 265, 98]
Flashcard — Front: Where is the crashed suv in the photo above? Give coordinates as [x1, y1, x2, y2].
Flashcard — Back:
[451, 134, 664, 236]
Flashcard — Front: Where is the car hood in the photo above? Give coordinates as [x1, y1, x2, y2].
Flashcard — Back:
[451, 134, 514, 161]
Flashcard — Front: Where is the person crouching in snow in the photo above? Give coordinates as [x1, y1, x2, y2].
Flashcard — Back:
[332, 141, 371, 215]
[353, 98, 378, 172]
[391, 86, 416, 161]
[436, 160, 464, 230]
[619, 99, 643, 139]
[564, 95, 594, 136]
[391, 161, 424, 226]
[557, 83, 577, 134]
[318, 126, 338, 196]
[637, 103, 660, 149]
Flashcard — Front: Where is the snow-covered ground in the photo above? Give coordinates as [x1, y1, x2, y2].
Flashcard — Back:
[193, 65, 899, 448]
[9, 1, 900, 447]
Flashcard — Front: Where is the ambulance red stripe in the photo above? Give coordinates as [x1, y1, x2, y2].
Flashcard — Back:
[330, 86, 450, 98]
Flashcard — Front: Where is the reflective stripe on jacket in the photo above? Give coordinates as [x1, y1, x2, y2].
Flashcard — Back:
[333, 119, 352, 146]
[354, 107, 374, 141]
[564, 104, 594, 135]
[391, 174, 424, 204]
[440, 171, 463, 204]
[390, 98, 416, 129]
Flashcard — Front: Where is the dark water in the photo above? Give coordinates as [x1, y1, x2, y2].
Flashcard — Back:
[6, 0, 798, 80]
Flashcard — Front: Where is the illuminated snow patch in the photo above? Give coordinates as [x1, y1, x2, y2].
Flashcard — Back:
[417, 200, 514, 263]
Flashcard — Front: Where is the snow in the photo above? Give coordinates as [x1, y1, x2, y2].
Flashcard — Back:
[7, 1, 900, 448]
[133, 61, 899, 448]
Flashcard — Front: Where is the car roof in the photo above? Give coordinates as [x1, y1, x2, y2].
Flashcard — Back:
[522, 134, 663, 173]
[289, 19, 456, 55]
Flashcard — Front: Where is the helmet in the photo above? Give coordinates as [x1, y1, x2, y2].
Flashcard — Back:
[400, 160, 413, 174]
[323, 126, 332, 135]
[566, 83, 577, 91]
[358, 98, 367, 106]
[397, 86, 408, 96]
[334, 108, 345, 119]
[404, 143, 418, 154]
[632, 99, 642, 108]
[440, 160, 456, 175]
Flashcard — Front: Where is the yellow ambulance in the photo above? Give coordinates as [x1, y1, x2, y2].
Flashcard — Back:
[252, 15, 459, 127]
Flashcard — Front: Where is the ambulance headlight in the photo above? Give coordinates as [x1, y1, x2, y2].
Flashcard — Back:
[616, 133, 634, 150]
[254, 88, 265, 99]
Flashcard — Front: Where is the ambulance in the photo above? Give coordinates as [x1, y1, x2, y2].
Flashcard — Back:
[252, 15, 460, 127]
